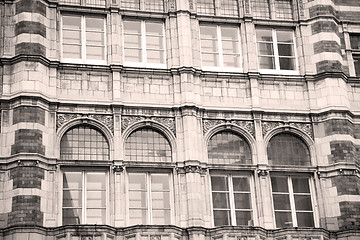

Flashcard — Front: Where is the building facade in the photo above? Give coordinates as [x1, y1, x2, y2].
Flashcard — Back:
[0, 0, 360, 239]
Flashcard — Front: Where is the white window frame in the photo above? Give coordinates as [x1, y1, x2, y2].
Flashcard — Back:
[126, 170, 173, 225]
[270, 175, 317, 228]
[61, 14, 107, 65]
[60, 169, 109, 225]
[210, 173, 256, 227]
[122, 19, 166, 68]
[256, 28, 299, 75]
[349, 34, 360, 77]
[200, 24, 242, 72]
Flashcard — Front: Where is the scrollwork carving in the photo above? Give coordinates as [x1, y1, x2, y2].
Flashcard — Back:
[261, 121, 313, 139]
[262, 121, 284, 136]
[121, 116, 176, 135]
[57, 113, 114, 132]
[203, 119, 225, 134]
[203, 119, 255, 138]
[232, 120, 255, 138]
[176, 165, 207, 174]
[289, 122, 313, 139]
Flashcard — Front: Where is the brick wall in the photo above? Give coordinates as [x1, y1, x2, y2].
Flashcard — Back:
[13, 106, 45, 125]
[338, 202, 360, 230]
[324, 119, 354, 136]
[11, 129, 45, 155]
[331, 175, 360, 195]
[10, 166, 44, 189]
[15, 0, 46, 16]
[8, 195, 43, 226]
[329, 141, 356, 164]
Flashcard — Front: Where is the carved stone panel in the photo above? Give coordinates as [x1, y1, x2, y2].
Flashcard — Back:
[262, 121, 314, 139]
[121, 115, 176, 135]
[203, 119, 255, 138]
[57, 113, 114, 132]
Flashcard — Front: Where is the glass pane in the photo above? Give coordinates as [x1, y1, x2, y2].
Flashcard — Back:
[271, 177, 288, 192]
[233, 177, 250, 191]
[201, 39, 218, 53]
[202, 53, 218, 66]
[296, 212, 314, 227]
[200, 26, 217, 39]
[292, 178, 310, 193]
[235, 211, 252, 226]
[86, 208, 105, 224]
[256, 29, 272, 42]
[146, 36, 164, 49]
[277, 30, 293, 43]
[129, 173, 146, 190]
[147, 50, 164, 64]
[221, 27, 238, 41]
[86, 17, 104, 31]
[129, 209, 147, 225]
[258, 43, 274, 55]
[273, 194, 291, 210]
[278, 44, 294, 56]
[152, 192, 170, 208]
[63, 208, 82, 225]
[252, 0, 270, 19]
[124, 34, 142, 47]
[151, 174, 169, 191]
[129, 191, 147, 208]
[234, 193, 251, 209]
[86, 46, 104, 60]
[63, 16, 81, 29]
[152, 209, 171, 225]
[87, 191, 106, 208]
[146, 22, 163, 36]
[63, 190, 82, 207]
[124, 21, 141, 34]
[259, 56, 275, 69]
[125, 48, 142, 62]
[223, 54, 241, 68]
[275, 211, 293, 228]
[279, 57, 296, 70]
[294, 195, 313, 211]
[213, 210, 230, 226]
[63, 172, 82, 189]
[350, 35, 360, 49]
[222, 41, 239, 54]
[63, 30, 81, 44]
[212, 192, 230, 209]
[211, 176, 228, 191]
[63, 45, 81, 59]
[87, 172, 106, 189]
[86, 32, 104, 45]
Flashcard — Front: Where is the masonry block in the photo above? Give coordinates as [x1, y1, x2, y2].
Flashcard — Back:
[10, 166, 44, 189]
[329, 141, 357, 164]
[11, 129, 45, 155]
[331, 175, 360, 195]
[16, 0, 46, 17]
[15, 42, 46, 56]
[15, 21, 46, 38]
[338, 201, 360, 230]
[13, 106, 45, 125]
[324, 119, 354, 136]
[8, 195, 43, 226]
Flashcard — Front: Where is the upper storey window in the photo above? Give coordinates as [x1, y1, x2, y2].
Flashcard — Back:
[350, 34, 360, 76]
[123, 20, 166, 68]
[256, 28, 297, 74]
[62, 15, 106, 64]
[197, 0, 239, 17]
[121, 0, 164, 11]
[200, 25, 242, 71]
[252, 0, 293, 20]
[59, 0, 106, 7]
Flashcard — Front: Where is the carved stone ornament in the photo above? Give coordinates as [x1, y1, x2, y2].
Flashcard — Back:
[244, 0, 250, 14]
[257, 169, 269, 177]
[57, 113, 114, 132]
[298, 0, 304, 18]
[261, 121, 314, 139]
[176, 165, 207, 174]
[203, 119, 255, 138]
[112, 165, 124, 173]
[121, 116, 176, 135]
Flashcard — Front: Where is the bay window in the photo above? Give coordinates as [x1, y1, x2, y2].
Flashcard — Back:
[200, 25, 242, 71]
[62, 171, 107, 225]
[271, 176, 315, 228]
[256, 28, 297, 73]
[62, 15, 106, 64]
[123, 19, 166, 67]
[211, 175, 254, 226]
[350, 34, 360, 76]
[128, 172, 171, 225]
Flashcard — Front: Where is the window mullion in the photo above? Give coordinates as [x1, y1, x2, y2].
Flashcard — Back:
[218, 26, 224, 68]
[272, 29, 280, 71]
[142, 21, 147, 65]
[82, 16, 86, 63]
[147, 173, 152, 224]
[228, 175, 236, 226]
[288, 176, 297, 227]
[82, 171, 86, 224]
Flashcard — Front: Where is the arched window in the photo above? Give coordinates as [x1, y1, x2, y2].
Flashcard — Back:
[208, 131, 252, 164]
[60, 125, 109, 161]
[267, 133, 310, 166]
[125, 128, 172, 162]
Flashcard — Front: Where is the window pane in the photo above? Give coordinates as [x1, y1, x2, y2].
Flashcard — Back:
[258, 43, 274, 55]
[86, 46, 105, 60]
[145, 0, 164, 11]
[234, 193, 251, 209]
[63, 208, 82, 225]
[271, 177, 288, 192]
[63, 45, 81, 59]
[86, 32, 104, 45]
[63, 16, 81, 29]
[152, 192, 170, 208]
[212, 192, 230, 209]
[129, 191, 147, 208]
[278, 44, 294, 56]
[124, 35, 142, 48]
[124, 21, 141, 34]
[63, 190, 82, 207]
[294, 195, 313, 211]
[63, 30, 81, 44]
[147, 50, 164, 64]
[256, 29, 272, 42]
[152, 209, 171, 224]
[252, 0, 270, 19]
[279, 57, 295, 70]
[146, 36, 164, 49]
[197, 0, 215, 15]
[87, 191, 106, 208]
[86, 17, 104, 31]
[222, 41, 239, 54]
[63, 172, 82, 189]
[353, 55, 360, 76]
[214, 210, 230, 226]
[350, 35, 360, 49]
[211, 176, 228, 191]
[275, 211, 292, 228]
[86, 208, 105, 224]
[221, 27, 238, 41]
[129, 173, 146, 190]
[259, 56, 275, 69]
[292, 178, 310, 193]
[201, 26, 217, 39]
[129, 209, 147, 224]
[273, 194, 291, 210]
[151, 174, 169, 191]
[277, 30, 293, 43]
[221, 0, 239, 17]
[275, 0, 293, 20]
[235, 211, 252, 226]
[296, 212, 314, 227]
[146, 22, 163, 36]
[87, 172, 106, 189]
[223, 54, 241, 68]
[125, 49, 142, 62]
[233, 177, 250, 191]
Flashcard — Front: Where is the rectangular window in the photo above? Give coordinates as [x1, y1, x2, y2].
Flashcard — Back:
[62, 15, 106, 64]
[256, 28, 297, 73]
[221, 0, 239, 17]
[252, 0, 270, 19]
[200, 25, 241, 71]
[350, 34, 360, 76]
[197, 0, 215, 15]
[123, 20, 166, 68]
[275, 0, 293, 20]
[62, 171, 106, 225]
[211, 175, 253, 226]
[128, 172, 171, 225]
[271, 176, 315, 228]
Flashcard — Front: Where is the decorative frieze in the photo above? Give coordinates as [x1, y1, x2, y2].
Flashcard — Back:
[176, 165, 207, 175]
[56, 113, 114, 132]
[203, 119, 255, 138]
[121, 116, 176, 135]
[262, 121, 314, 139]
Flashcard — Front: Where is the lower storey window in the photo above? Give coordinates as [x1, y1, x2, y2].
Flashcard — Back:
[128, 172, 171, 225]
[211, 175, 253, 226]
[271, 176, 314, 228]
[62, 171, 106, 224]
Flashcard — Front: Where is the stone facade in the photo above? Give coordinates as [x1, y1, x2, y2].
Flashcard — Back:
[0, 0, 359, 240]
